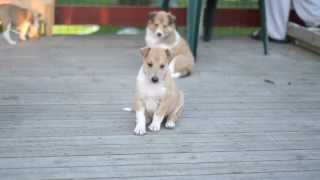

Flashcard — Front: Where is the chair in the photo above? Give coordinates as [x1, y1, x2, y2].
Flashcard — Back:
[203, 0, 269, 55]
[162, 0, 269, 57]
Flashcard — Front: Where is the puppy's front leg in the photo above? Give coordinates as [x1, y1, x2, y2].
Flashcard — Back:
[3, 23, 17, 45]
[134, 97, 146, 135]
[135, 110, 146, 135]
[149, 113, 164, 132]
[19, 22, 31, 41]
[149, 98, 168, 132]
[149, 96, 176, 132]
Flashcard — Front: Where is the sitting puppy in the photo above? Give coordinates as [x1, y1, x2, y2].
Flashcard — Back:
[133, 47, 184, 135]
[145, 11, 194, 78]
[0, 4, 41, 45]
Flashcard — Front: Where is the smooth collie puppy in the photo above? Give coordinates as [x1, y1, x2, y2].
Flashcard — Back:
[132, 47, 184, 135]
[145, 11, 194, 78]
[0, 4, 41, 45]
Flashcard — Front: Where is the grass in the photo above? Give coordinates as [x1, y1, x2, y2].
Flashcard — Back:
[1, 23, 257, 37]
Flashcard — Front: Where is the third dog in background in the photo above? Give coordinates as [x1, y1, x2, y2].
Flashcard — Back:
[145, 11, 194, 78]
[0, 4, 41, 45]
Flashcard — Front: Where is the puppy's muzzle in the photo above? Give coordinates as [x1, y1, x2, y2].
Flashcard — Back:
[151, 76, 159, 83]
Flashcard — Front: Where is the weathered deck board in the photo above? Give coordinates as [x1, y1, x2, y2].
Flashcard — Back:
[1, 160, 320, 180]
[0, 36, 319, 179]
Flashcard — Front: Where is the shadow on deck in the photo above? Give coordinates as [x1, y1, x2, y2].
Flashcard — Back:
[0, 36, 320, 179]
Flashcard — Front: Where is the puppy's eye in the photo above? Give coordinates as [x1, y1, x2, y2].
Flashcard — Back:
[148, 63, 153, 67]
[160, 64, 165, 69]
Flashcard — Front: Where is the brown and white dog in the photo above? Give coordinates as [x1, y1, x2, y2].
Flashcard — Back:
[145, 11, 194, 78]
[129, 47, 184, 135]
[0, 4, 41, 45]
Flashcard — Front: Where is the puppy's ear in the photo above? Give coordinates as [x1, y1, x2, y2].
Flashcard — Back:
[140, 47, 151, 58]
[167, 13, 176, 25]
[165, 49, 174, 62]
[148, 11, 157, 21]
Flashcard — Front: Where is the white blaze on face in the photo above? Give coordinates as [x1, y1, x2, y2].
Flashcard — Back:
[155, 27, 163, 38]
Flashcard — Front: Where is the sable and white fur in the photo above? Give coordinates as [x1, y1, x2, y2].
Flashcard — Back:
[132, 47, 184, 135]
[0, 4, 41, 45]
[145, 11, 194, 78]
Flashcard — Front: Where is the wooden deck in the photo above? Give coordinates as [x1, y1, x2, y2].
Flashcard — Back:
[0, 36, 320, 179]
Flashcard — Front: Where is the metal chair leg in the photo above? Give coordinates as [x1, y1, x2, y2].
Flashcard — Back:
[161, 0, 170, 11]
[203, 0, 218, 42]
[259, 0, 269, 55]
[187, 0, 202, 58]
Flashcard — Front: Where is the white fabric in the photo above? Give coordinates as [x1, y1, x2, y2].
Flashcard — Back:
[293, 0, 320, 27]
[3, 23, 16, 45]
[266, 0, 320, 40]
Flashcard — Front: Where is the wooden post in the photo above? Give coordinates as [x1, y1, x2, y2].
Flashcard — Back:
[43, 1, 54, 36]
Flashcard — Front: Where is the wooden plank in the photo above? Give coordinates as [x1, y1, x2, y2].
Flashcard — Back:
[0, 131, 319, 147]
[0, 36, 319, 179]
[0, 139, 319, 158]
[0, 92, 320, 105]
[96, 171, 320, 180]
[288, 22, 320, 54]
[0, 150, 320, 169]
[1, 160, 320, 180]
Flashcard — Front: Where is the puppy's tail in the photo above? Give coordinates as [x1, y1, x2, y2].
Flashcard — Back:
[122, 107, 134, 112]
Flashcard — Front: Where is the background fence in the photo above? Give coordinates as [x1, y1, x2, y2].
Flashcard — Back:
[53, 0, 260, 37]
[0, 0, 303, 38]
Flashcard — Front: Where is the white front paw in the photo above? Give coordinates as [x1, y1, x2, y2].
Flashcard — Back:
[134, 124, 146, 135]
[149, 122, 161, 132]
[165, 121, 175, 129]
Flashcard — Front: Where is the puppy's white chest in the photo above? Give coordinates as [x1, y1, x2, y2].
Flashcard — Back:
[138, 81, 166, 98]
[137, 68, 166, 112]
[144, 97, 159, 113]
[139, 83, 165, 112]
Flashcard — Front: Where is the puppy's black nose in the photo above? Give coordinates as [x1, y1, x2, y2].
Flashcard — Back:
[151, 76, 159, 83]
[157, 32, 162, 37]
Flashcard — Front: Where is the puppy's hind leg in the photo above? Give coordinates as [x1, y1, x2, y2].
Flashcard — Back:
[3, 23, 17, 45]
[169, 55, 194, 78]
[165, 92, 184, 129]
[165, 106, 183, 129]
[19, 21, 31, 41]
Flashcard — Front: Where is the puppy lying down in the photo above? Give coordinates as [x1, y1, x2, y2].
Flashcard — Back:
[146, 11, 195, 78]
